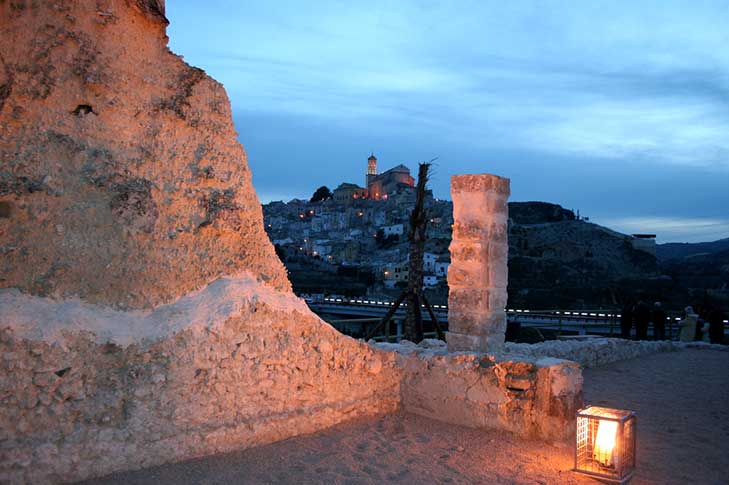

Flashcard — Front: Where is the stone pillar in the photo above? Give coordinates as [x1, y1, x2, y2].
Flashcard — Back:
[447, 174, 510, 353]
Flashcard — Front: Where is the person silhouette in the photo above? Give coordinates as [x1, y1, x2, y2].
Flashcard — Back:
[620, 302, 634, 339]
[707, 305, 726, 344]
[633, 300, 651, 340]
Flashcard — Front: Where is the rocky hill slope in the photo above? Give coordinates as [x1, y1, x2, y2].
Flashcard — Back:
[508, 218, 658, 308]
[657, 238, 729, 262]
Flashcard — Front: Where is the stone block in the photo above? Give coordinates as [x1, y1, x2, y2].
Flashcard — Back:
[488, 241, 509, 263]
[451, 220, 509, 243]
[485, 192, 509, 215]
[449, 288, 507, 314]
[534, 359, 584, 440]
[448, 288, 490, 313]
[452, 221, 489, 241]
[446, 331, 505, 353]
[451, 174, 511, 197]
[447, 263, 489, 288]
[488, 291, 508, 313]
[485, 221, 508, 243]
[449, 311, 506, 336]
[449, 241, 488, 264]
[452, 191, 490, 221]
[489, 271, 508, 292]
[505, 375, 532, 391]
[448, 311, 488, 334]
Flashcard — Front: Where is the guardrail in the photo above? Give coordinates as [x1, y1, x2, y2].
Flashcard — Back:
[305, 295, 728, 342]
[302, 295, 729, 324]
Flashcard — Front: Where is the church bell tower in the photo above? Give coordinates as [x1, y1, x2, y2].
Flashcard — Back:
[366, 153, 377, 188]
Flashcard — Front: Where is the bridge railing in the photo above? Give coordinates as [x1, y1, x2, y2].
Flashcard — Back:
[309, 296, 728, 342]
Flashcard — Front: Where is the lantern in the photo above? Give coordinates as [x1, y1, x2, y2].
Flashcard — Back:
[575, 406, 636, 483]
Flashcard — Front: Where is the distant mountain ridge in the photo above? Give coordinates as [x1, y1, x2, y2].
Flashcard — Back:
[656, 238, 729, 262]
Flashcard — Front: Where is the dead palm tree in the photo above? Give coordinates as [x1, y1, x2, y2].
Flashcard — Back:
[365, 162, 444, 343]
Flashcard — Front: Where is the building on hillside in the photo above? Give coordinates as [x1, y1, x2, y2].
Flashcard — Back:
[382, 224, 404, 237]
[435, 259, 450, 278]
[332, 183, 368, 203]
[423, 275, 438, 287]
[424, 252, 437, 272]
[631, 234, 657, 256]
[364, 154, 415, 200]
[382, 262, 409, 283]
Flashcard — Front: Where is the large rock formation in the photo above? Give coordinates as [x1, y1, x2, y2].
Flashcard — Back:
[0, 2, 401, 482]
[0, 0, 288, 309]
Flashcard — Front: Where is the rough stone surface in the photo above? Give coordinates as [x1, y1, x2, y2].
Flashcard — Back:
[0, 3, 400, 482]
[0, 0, 289, 309]
[0, 277, 401, 483]
[448, 174, 510, 353]
[504, 338, 729, 368]
[373, 339, 583, 441]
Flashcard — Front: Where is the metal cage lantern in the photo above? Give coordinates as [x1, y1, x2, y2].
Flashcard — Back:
[575, 406, 636, 483]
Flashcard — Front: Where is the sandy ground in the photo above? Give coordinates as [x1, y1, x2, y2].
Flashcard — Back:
[85, 349, 729, 485]
[583, 349, 729, 484]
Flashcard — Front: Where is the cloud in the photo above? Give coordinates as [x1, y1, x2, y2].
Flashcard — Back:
[599, 216, 729, 243]
[167, 1, 729, 242]
[519, 98, 729, 168]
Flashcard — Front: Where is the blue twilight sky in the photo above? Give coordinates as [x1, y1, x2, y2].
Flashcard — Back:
[167, 1, 729, 243]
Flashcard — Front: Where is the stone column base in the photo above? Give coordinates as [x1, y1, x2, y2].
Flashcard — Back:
[447, 331, 505, 353]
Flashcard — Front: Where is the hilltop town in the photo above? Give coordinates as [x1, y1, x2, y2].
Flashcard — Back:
[262, 156, 667, 308]
[263, 155, 453, 297]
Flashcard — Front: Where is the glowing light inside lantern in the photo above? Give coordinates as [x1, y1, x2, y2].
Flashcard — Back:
[593, 420, 618, 467]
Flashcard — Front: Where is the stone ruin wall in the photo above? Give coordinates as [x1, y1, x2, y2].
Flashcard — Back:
[0, 2, 583, 482]
[375, 340, 583, 442]
[1, 279, 400, 483]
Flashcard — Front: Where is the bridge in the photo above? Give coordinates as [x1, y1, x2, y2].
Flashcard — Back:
[303, 296, 728, 341]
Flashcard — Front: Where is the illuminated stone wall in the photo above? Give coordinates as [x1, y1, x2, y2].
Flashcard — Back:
[447, 174, 511, 352]
[375, 339, 584, 442]
[0, 0, 289, 310]
[0, 280, 400, 483]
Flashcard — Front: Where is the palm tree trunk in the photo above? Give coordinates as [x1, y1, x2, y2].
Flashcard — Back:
[403, 163, 430, 342]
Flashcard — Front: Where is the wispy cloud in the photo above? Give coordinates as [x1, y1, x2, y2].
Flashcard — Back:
[167, 1, 729, 241]
[600, 216, 729, 243]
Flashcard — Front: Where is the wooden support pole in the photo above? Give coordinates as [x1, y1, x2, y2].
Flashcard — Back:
[422, 295, 445, 341]
[364, 291, 408, 341]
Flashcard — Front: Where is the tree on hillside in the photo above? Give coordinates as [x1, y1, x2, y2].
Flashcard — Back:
[310, 186, 332, 203]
